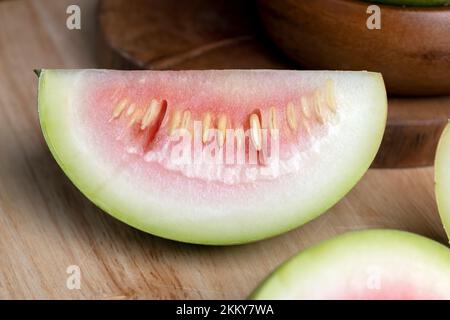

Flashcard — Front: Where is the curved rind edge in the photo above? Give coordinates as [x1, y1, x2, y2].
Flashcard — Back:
[435, 123, 450, 243]
[249, 229, 450, 299]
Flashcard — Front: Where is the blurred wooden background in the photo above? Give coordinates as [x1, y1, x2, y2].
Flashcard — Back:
[0, 0, 447, 299]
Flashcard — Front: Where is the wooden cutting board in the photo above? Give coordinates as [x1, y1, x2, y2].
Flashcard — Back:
[97, 0, 450, 168]
[0, 0, 447, 299]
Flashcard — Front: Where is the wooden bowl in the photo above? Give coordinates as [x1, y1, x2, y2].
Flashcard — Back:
[258, 0, 450, 96]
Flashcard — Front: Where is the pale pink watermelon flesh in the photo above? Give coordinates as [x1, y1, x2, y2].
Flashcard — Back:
[251, 230, 450, 300]
[435, 123, 450, 242]
[38, 70, 386, 244]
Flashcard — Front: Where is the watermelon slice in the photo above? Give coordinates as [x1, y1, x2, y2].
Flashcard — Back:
[251, 230, 450, 300]
[37, 70, 387, 245]
[436, 123, 450, 242]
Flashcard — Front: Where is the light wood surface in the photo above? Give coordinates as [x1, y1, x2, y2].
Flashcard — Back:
[0, 0, 447, 299]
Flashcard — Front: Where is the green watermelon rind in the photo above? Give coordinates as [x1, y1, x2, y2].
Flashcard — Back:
[250, 229, 450, 299]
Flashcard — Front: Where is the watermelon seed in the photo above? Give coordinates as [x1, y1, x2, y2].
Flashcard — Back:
[169, 109, 182, 135]
[126, 103, 136, 116]
[141, 99, 161, 130]
[268, 107, 279, 141]
[235, 126, 245, 150]
[217, 114, 227, 148]
[300, 96, 312, 118]
[181, 110, 191, 130]
[202, 112, 212, 143]
[299, 97, 312, 134]
[111, 98, 128, 120]
[314, 90, 325, 124]
[127, 106, 144, 127]
[302, 117, 311, 135]
[325, 79, 337, 113]
[143, 100, 167, 151]
[250, 113, 262, 151]
[286, 102, 298, 131]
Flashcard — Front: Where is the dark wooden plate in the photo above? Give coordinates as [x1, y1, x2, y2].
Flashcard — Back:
[96, 0, 450, 168]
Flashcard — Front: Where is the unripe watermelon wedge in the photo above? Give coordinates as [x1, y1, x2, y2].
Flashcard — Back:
[436, 123, 450, 242]
[251, 230, 450, 299]
[37, 70, 387, 245]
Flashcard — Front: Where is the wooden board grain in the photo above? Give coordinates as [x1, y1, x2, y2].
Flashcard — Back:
[0, 0, 448, 299]
[97, 0, 450, 168]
